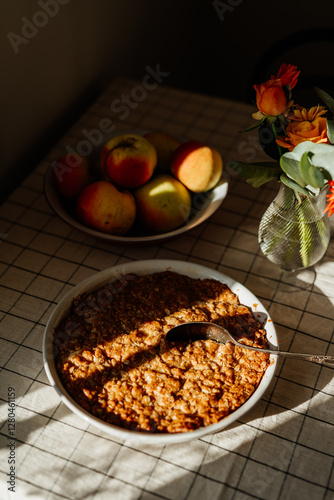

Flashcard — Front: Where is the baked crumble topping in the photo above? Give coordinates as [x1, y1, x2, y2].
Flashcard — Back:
[53, 271, 270, 433]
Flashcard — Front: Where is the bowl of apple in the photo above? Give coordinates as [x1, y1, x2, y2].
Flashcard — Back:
[44, 130, 228, 246]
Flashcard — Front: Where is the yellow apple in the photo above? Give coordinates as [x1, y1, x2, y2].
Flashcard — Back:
[171, 140, 223, 192]
[76, 180, 136, 235]
[134, 174, 192, 233]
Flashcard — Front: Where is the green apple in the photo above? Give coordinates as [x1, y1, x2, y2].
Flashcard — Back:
[134, 174, 192, 233]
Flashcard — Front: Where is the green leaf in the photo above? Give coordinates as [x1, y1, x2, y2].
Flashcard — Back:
[299, 152, 325, 189]
[315, 87, 334, 115]
[299, 152, 311, 181]
[228, 160, 281, 188]
[240, 115, 266, 133]
[281, 141, 334, 181]
[327, 119, 334, 144]
[280, 155, 307, 188]
[279, 174, 310, 196]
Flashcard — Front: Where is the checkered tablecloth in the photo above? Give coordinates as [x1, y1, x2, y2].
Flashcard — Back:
[0, 77, 333, 500]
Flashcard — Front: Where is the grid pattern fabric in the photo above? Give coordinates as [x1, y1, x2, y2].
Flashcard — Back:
[0, 77, 334, 500]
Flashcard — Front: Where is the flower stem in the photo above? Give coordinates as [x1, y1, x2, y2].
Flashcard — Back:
[271, 121, 283, 158]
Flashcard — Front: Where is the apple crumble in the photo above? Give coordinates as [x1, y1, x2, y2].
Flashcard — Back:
[53, 271, 270, 433]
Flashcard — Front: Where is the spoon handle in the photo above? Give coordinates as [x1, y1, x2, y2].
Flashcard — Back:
[239, 344, 334, 367]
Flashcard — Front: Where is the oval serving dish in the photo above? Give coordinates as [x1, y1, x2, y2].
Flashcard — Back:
[43, 259, 278, 444]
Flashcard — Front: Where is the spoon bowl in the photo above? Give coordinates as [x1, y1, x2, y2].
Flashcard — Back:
[166, 321, 334, 367]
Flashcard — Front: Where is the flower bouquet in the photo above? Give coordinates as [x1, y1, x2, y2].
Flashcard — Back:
[229, 64, 334, 271]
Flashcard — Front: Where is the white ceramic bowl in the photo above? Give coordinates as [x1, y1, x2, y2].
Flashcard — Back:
[44, 131, 228, 246]
[43, 260, 278, 444]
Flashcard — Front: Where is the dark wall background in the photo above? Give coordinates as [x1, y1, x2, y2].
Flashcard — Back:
[2, 0, 334, 201]
[158, 0, 334, 105]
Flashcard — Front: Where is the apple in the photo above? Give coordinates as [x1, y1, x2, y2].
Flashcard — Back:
[134, 174, 192, 233]
[171, 140, 223, 192]
[100, 134, 157, 188]
[144, 131, 181, 173]
[52, 153, 92, 199]
[76, 181, 136, 235]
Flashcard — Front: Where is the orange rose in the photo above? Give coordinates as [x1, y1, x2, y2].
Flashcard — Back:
[254, 83, 287, 116]
[276, 117, 329, 151]
[253, 64, 300, 117]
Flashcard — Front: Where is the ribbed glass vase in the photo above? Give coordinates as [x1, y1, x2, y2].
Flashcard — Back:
[258, 183, 330, 272]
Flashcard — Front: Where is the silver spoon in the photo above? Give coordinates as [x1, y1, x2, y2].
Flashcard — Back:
[166, 322, 334, 367]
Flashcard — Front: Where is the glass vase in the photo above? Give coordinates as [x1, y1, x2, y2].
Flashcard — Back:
[258, 183, 330, 273]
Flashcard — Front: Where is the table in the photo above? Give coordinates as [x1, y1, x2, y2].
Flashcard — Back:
[0, 77, 333, 500]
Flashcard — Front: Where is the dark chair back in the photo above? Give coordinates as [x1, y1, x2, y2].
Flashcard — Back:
[247, 28, 334, 107]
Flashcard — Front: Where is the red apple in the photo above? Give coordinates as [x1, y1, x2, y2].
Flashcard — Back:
[52, 153, 91, 199]
[100, 134, 157, 188]
[171, 141, 223, 192]
[76, 180, 136, 235]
